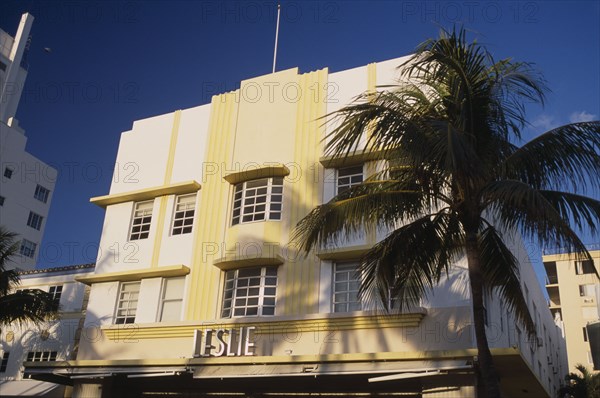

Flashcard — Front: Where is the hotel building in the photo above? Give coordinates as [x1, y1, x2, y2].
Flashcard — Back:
[24, 57, 567, 397]
[543, 247, 600, 373]
[0, 13, 57, 270]
[0, 264, 95, 397]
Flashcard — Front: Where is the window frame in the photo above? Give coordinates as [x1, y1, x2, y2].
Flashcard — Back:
[27, 211, 44, 230]
[579, 283, 595, 297]
[48, 285, 63, 309]
[576, 260, 596, 275]
[171, 194, 196, 236]
[332, 261, 362, 313]
[0, 351, 9, 373]
[158, 276, 185, 322]
[34, 184, 51, 203]
[221, 266, 278, 318]
[19, 239, 37, 258]
[129, 200, 153, 241]
[114, 281, 141, 324]
[3, 167, 13, 179]
[231, 177, 284, 226]
[26, 351, 57, 362]
[336, 164, 363, 195]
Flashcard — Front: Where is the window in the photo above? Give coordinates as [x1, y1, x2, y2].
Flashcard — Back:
[49, 285, 62, 309]
[159, 277, 185, 322]
[583, 326, 589, 342]
[115, 282, 140, 324]
[19, 239, 37, 258]
[576, 260, 596, 275]
[588, 351, 594, 364]
[336, 165, 363, 194]
[221, 267, 277, 318]
[580, 284, 596, 297]
[0, 352, 9, 372]
[27, 351, 57, 362]
[27, 211, 43, 230]
[232, 177, 283, 225]
[0, 195, 4, 206]
[3, 167, 13, 179]
[171, 194, 196, 235]
[34, 184, 50, 203]
[333, 262, 362, 313]
[129, 201, 153, 240]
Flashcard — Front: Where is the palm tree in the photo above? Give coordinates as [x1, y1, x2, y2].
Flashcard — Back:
[292, 28, 600, 397]
[559, 364, 600, 398]
[0, 227, 59, 326]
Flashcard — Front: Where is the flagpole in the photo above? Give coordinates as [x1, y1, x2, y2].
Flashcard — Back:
[272, 4, 281, 73]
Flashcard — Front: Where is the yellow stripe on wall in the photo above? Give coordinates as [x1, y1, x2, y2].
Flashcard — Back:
[286, 68, 328, 315]
[186, 92, 239, 320]
[151, 111, 182, 268]
[366, 63, 378, 245]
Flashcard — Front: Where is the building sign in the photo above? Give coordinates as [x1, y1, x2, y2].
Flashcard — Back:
[192, 326, 256, 357]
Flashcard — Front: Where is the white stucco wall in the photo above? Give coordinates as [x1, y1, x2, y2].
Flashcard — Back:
[0, 121, 57, 270]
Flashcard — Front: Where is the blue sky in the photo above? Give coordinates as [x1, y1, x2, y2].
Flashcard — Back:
[2, 1, 599, 276]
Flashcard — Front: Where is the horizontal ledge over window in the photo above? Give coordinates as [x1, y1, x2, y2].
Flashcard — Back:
[75, 265, 190, 285]
[90, 180, 201, 208]
[213, 254, 285, 270]
[223, 164, 290, 185]
[319, 149, 384, 168]
[316, 244, 372, 261]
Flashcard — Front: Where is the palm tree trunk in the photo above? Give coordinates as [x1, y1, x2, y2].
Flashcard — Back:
[466, 232, 502, 398]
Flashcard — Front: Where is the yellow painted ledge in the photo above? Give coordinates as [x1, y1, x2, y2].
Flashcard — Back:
[316, 244, 372, 261]
[213, 254, 285, 270]
[101, 311, 426, 340]
[75, 265, 190, 285]
[319, 149, 385, 168]
[23, 347, 521, 369]
[90, 180, 201, 208]
[223, 164, 290, 184]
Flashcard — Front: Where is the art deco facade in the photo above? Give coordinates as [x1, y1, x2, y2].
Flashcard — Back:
[24, 57, 567, 397]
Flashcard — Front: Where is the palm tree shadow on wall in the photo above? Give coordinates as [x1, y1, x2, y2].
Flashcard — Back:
[290, 26, 600, 398]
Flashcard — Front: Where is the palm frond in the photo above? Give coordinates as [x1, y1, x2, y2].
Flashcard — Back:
[291, 182, 429, 253]
[502, 121, 600, 191]
[359, 210, 464, 312]
[478, 225, 536, 336]
[0, 289, 59, 327]
[482, 180, 591, 257]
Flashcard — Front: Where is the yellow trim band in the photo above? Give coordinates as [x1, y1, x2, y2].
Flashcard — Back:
[319, 149, 385, 168]
[90, 180, 201, 208]
[75, 265, 190, 285]
[316, 244, 372, 261]
[223, 164, 290, 184]
[24, 348, 524, 369]
[213, 254, 285, 270]
[101, 311, 425, 340]
[164, 110, 182, 185]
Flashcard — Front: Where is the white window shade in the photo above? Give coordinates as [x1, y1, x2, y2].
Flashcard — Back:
[159, 277, 185, 322]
